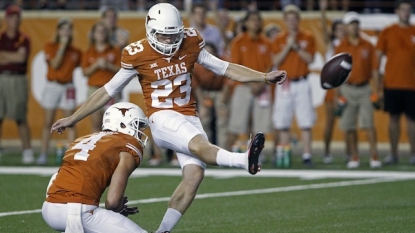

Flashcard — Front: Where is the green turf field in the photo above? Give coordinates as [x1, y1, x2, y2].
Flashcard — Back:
[0, 166, 414, 233]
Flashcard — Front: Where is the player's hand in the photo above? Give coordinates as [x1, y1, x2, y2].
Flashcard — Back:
[96, 57, 107, 69]
[286, 35, 296, 48]
[118, 196, 139, 216]
[60, 36, 70, 46]
[50, 117, 76, 134]
[265, 70, 287, 85]
[119, 206, 139, 216]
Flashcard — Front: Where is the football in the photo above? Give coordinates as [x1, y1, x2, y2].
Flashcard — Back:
[320, 53, 353, 90]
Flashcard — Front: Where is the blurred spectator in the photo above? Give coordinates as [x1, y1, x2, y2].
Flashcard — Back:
[264, 23, 281, 41]
[56, 0, 67, 10]
[0, 5, 33, 164]
[100, 0, 130, 11]
[193, 42, 229, 149]
[376, 0, 415, 165]
[280, 0, 301, 10]
[272, 4, 315, 166]
[320, 0, 345, 164]
[363, 0, 395, 13]
[82, 21, 121, 133]
[335, 11, 381, 169]
[190, 2, 225, 56]
[306, 0, 349, 10]
[38, 0, 68, 10]
[148, 140, 163, 166]
[101, 6, 130, 49]
[227, 10, 273, 163]
[36, 18, 82, 165]
[210, 0, 235, 52]
[263, 22, 281, 157]
[38, 0, 50, 9]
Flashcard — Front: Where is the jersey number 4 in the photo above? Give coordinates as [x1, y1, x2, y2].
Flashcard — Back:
[73, 133, 106, 161]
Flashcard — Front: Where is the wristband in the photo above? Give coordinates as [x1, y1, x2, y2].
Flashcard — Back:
[264, 73, 271, 84]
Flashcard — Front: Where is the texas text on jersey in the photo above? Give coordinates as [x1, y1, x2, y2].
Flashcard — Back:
[46, 132, 143, 206]
[121, 28, 205, 117]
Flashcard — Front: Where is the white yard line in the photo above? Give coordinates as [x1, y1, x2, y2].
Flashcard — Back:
[1, 167, 415, 179]
[0, 176, 409, 218]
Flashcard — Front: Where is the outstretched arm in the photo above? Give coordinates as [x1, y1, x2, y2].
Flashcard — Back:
[224, 63, 286, 84]
[197, 49, 286, 85]
[51, 68, 137, 133]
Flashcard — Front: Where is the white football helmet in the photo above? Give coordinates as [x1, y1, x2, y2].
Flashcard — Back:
[145, 3, 184, 56]
[102, 102, 149, 148]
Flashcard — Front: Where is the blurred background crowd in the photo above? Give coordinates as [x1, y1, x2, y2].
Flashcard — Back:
[0, 0, 414, 170]
[0, 0, 402, 13]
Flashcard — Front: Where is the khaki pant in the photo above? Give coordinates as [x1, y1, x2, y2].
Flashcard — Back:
[198, 90, 228, 149]
[228, 84, 272, 134]
[340, 84, 374, 131]
[0, 74, 28, 121]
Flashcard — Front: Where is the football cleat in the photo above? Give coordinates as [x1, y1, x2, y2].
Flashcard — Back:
[246, 133, 265, 175]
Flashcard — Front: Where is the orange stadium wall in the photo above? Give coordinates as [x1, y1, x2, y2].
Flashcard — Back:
[1, 11, 409, 144]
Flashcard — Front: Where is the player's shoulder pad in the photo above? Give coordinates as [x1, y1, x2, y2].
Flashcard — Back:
[183, 28, 205, 50]
[121, 39, 148, 69]
[123, 134, 143, 157]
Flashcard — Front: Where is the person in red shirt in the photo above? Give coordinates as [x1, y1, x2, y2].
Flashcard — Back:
[0, 5, 33, 164]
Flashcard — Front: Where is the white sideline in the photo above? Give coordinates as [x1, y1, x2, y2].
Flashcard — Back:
[2, 167, 415, 179]
[0, 177, 410, 218]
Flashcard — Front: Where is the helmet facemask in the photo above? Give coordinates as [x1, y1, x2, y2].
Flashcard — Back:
[147, 29, 183, 56]
[102, 103, 149, 148]
[145, 3, 184, 56]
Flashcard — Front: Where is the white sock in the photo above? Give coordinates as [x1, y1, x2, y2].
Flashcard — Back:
[156, 208, 182, 233]
[216, 149, 246, 169]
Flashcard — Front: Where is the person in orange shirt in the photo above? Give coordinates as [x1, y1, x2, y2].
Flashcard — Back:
[334, 11, 381, 169]
[272, 4, 316, 166]
[320, 0, 345, 164]
[193, 42, 229, 149]
[82, 21, 121, 133]
[101, 7, 130, 49]
[42, 102, 148, 233]
[376, 0, 415, 165]
[227, 10, 274, 161]
[36, 18, 82, 165]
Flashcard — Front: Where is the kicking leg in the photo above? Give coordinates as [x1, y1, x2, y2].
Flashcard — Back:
[189, 133, 265, 174]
